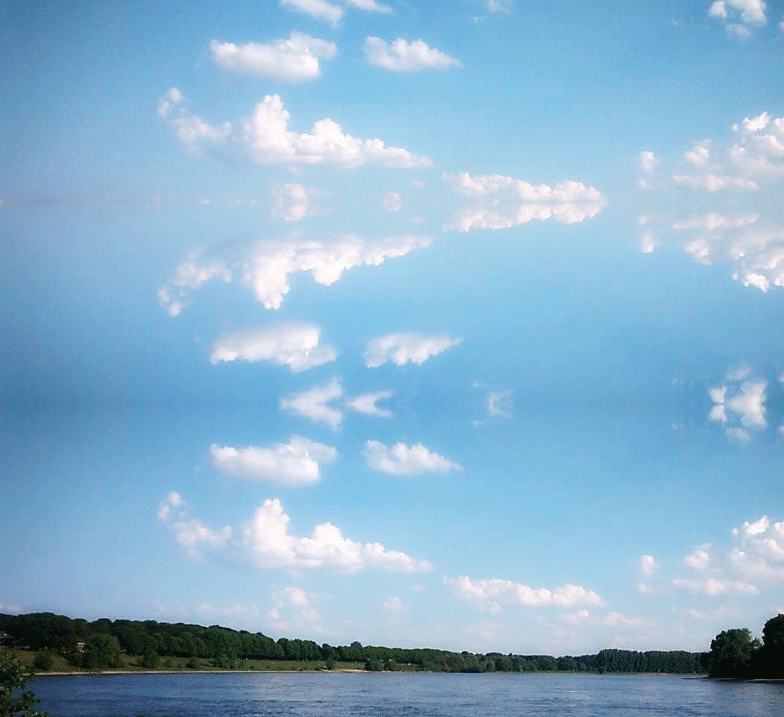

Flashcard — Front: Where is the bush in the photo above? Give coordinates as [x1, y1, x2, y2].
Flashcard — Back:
[32, 653, 53, 673]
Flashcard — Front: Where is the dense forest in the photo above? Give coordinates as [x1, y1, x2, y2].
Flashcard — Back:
[0, 612, 706, 674]
[705, 614, 784, 679]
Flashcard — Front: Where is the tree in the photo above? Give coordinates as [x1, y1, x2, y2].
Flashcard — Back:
[81, 634, 122, 670]
[756, 614, 784, 677]
[707, 628, 758, 678]
[0, 649, 48, 717]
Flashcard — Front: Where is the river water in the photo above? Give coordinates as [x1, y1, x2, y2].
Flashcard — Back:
[29, 672, 784, 717]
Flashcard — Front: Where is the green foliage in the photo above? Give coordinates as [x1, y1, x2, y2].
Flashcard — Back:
[0, 649, 48, 717]
[707, 628, 758, 678]
[31, 654, 52, 673]
[140, 645, 160, 670]
[81, 634, 122, 670]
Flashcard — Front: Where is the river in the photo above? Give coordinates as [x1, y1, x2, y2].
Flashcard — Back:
[29, 672, 784, 717]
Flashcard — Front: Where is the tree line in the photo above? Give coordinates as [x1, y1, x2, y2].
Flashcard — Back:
[0, 612, 706, 674]
[706, 613, 784, 678]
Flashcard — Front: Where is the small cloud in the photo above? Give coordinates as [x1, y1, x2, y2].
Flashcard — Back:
[157, 494, 233, 558]
[280, 0, 343, 26]
[210, 436, 337, 486]
[708, 369, 766, 441]
[487, 0, 513, 12]
[274, 182, 313, 222]
[364, 37, 461, 72]
[347, 390, 393, 418]
[382, 596, 406, 612]
[364, 332, 462, 367]
[638, 554, 659, 578]
[487, 390, 512, 418]
[210, 324, 337, 372]
[364, 440, 461, 475]
[382, 192, 404, 212]
[280, 379, 344, 430]
[446, 575, 605, 610]
[708, 0, 766, 37]
[210, 33, 337, 82]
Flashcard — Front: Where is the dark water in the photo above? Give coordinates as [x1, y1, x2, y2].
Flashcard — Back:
[30, 672, 784, 717]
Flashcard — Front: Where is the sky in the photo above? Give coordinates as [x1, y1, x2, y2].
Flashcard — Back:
[2, 0, 784, 657]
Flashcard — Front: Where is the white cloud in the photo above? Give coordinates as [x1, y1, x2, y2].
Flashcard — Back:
[159, 235, 432, 315]
[488, 0, 513, 13]
[157, 87, 184, 119]
[638, 554, 659, 577]
[382, 596, 406, 612]
[364, 37, 461, 72]
[281, 379, 344, 430]
[0, 602, 23, 614]
[210, 33, 337, 82]
[210, 324, 337, 372]
[347, 390, 393, 417]
[364, 332, 461, 367]
[280, 0, 343, 26]
[267, 586, 323, 634]
[639, 150, 659, 174]
[487, 390, 512, 418]
[242, 498, 432, 571]
[364, 440, 461, 475]
[346, 0, 392, 12]
[671, 515, 784, 596]
[382, 192, 404, 212]
[157, 494, 233, 557]
[210, 437, 337, 486]
[275, 182, 312, 222]
[671, 174, 758, 191]
[447, 576, 605, 610]
[708, 369, 766, 440]
[445, 172, 607, 230]
[160, 90, 431, 168]
[709, 0, 766, 36]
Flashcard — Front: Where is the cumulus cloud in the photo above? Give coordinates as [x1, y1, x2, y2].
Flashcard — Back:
[382, 595, 406, 612]
[210, 33, 336, 82]
[671, 515, 784, 596]
[487, 390, 512, 418]
[364, 440, 461, 475]
[347, 390, 393, 418]
[488, 0, 513, 12]
[638, 554, 659, 578]
[158, 235, 432, 315]
[446, 576, 605, 611]
[159, 89, 431, 168]
[161, 494, 431, 572]
[242, 498, 432, 571]
[210, 324, 337, 372]
[280, 379, 344, 430]
[709, 0, 766, 36]
[364, 332, 461, 367]
[157, 492, 233, 557]
[364, 37, 461, 71]
[445, 172, 607, 230]
[210, 437, 337, 486]
[708, 368, 766, 441]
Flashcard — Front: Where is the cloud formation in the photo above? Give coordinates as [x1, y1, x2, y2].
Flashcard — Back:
[210, 437, 337, 486]
[280, 379, 344, 430]
[445, 172, 607, 230]
[708, 367, 766, 442]
[364, 37, 461, 71]
[159, 89, 431, 168]
[709, 0, 766, 37]
[447, 576, 605, 611]
[210, 324, 337, 372]
[274, 182, 313, 222]
[364, 440, 461, 475]
[242, 498, 431, 571]
[210, 33, 337, 82]
[160, 494, 431, 572]
[159, 235, 432, 315]
[279, 0, 390, 25]
[671, 515, 784, 596]
[364, 332, 462, 367]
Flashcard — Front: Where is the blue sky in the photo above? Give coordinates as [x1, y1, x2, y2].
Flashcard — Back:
[2, 0, 784, 656]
